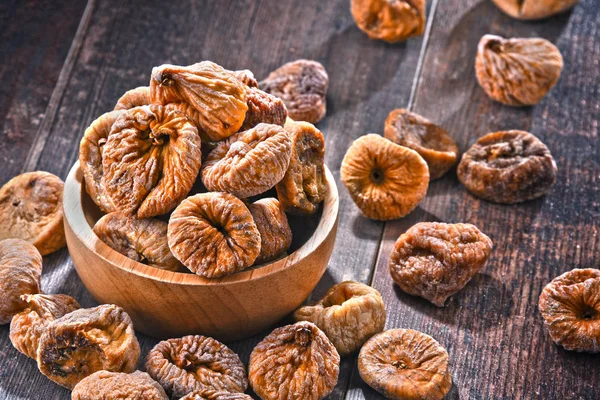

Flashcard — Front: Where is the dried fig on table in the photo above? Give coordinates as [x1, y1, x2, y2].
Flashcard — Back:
[276, 119, 327, 215]
[168, 192, 261, 278]
[114, 86, 151, 110]
[249, 321, 340, 400]
[492, 0, 578, 20]
[350, 0, 426, 43]
[248, 198, 292, 264]
[72, 370, 169, 400]
[201, 123, 292, 198]
[457, 130, 557, 204]
[259, 59, 328, 124]
[0, 171, 66, 255]
[539, 268, 600, 353]
[358, 329, 452, 400]
[9, 293, 80, 359]
[0, 239, 42, 324]
[145, 335, 248, 399]
[389, 222, 493, 307]
[240, 87, 287, 131]
[37, 304, 140, 389]
[341, 134, 429, 220]
[384, 109, 459, 180]
[94, 212, 184, 272]
[102, 105, 202, 218]
[180, 390, 253, 400]
[475, 34, 564, 106]
[294, 281, 386, 355]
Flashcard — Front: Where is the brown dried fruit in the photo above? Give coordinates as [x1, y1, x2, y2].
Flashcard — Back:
[0, 171, 66, 255]
[384, 109, 459, 180]
[249, 321, 340, 400]
[276, 119, 327, 215]
[294, 281, 386, 355]
[72, 370, 169, 400]
[37, 304, 140, 389]
[248, 198, 292, 264]
[259, 60, 328, 124]
[538, 268, 600, 353]
[389, 222, 492, 307]
[94, 212, 184, 272]
[475, 34, 564, 106]
[350, 0, 426, 43]
[358, 329, 452, 400]
[179, 390, 253, 400]
[145, 335, 248, 399]
[9, 294, 80, 359]
[150, 61, 248, 141]
[457, 130, 557, 204]
[341, 134, 429, 220]
[168, 192, 261, 278]
[0, 239, 42, 324]
[229, 69, 258, 88]
[114, 86, 151, 110]
[102, 105, 202, 218]
[202, 123, 292, 198]
[492, 0, 578, 20]
[240, 87, 287, 131]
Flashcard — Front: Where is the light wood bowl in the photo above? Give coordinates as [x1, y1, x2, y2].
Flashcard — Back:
[63, 161, 338, 342]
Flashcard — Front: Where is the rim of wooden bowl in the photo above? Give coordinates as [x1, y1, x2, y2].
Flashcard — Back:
[64, 161, 339, 286]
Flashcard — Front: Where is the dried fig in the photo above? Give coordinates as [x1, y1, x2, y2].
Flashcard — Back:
[384, 109, 459, 180]
[389, 222, 493, 307]
[180, 390, 253, 400]
[457, 130, 557, 204]
[294, 281, 386, 355]
[72, 370, 169, 400]
[168, 192, 261, 278]
[229, 69, 258, 88]
[539, 268, 600, 353]
[350, 0, 426, 43]
[248, 198, 292, 264]
[0, 239, 42, 324]
[492, 0, 578, 20]
[0, 171, 66, 255]
[114, 86, 151, 110]
[145, 335, 248, 399]
[240, 87, 287, 131]
[475, 34, 564, 106]
[341, 134, 429, 220]
[102, 105, 202, 218]
[358, 329, 452, 400]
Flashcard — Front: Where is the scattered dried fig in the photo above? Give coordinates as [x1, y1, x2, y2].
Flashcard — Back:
[358, 329, 452, 400]
[168, 192, 261, 278]
[457, 130, 557, 204]
[384, 109, 459, 180]
[294, 281, 386, 355]
[241, 87, 287, 131]
[0, 171, 66, 255]
[102, 105, 202, 218]
[248, 198, 292, 264]
[350, 0, 426, 43]
[475, 34, 564, 106]
[492, 0, 578, 20]
[37, 304, 140, 389]
[539, 268, 600, 353]
[180, 390, 253, 400]
[145, 335, 248, 399]
[259, 60, 328, 124]
[114, 86, 151, 110]
[72, 370, 169, 400]
[341, 134, 429, 220]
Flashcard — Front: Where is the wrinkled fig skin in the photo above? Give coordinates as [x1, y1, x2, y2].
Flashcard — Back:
[492, 0, 579, 20]
[114, 86, 151, 110]
[249, 321, 340, 400]
[0, 239, 42, 324]
[358, 329, 452, 400]
[229, 69, 258, 88]
[179, 390, 253, 400]
[294, 281, 386, 355]
[457, 130, 557, 204]
[240, 87, 288, 131]
[475, 34, 564, 106]
[10, 294, 80, 359]
[350, 0, 426, 43]
[72, 370, 169, 400]
[145, 335, 248, 399]
[37, 304, 141, 389]
[539, 269, 600, 353]
[248, 198, 292, 264]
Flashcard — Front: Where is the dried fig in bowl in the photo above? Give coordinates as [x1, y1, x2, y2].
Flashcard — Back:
[72, 370, 168, 400]
[114, 86, 151, 110]
[492, 0, 578, 20]
[248, 198, 292, 264]
[240, 87, 287, 131]
[350, 0, 426, 43]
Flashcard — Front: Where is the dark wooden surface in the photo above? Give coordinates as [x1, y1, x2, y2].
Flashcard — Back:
[0, 0, 598, 399]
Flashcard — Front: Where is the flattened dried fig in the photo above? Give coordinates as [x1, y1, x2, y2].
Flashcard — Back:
[475, 34, 564, 106]
[294, 281, 386, 355]
[102, 105, 202, 218]
[180, 390, 252, 400]
[114, 86, 151, 110]
[72, 370, 169, 400]
[384, 109, 459, 180]
[457, 130, 557, 204]
[168, 193, 261, 278]
[350, 0, 426, 43]
[249, 321, 340, 400]
[241, 87, 287, 131]
[539, 268, 600, 353]
[492, 0, 578, 20]
[358, 329, 452, 400]
[341, 134, 429, 220]
[248, 198, 292, 264]
[37, 304, 140, 389]
[0, 171, 66, 255]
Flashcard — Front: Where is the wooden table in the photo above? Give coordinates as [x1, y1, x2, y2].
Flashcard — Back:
[1, 0, 598, 398]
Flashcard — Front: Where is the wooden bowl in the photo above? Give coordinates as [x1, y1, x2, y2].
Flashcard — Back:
[63, 162, 339, 342]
